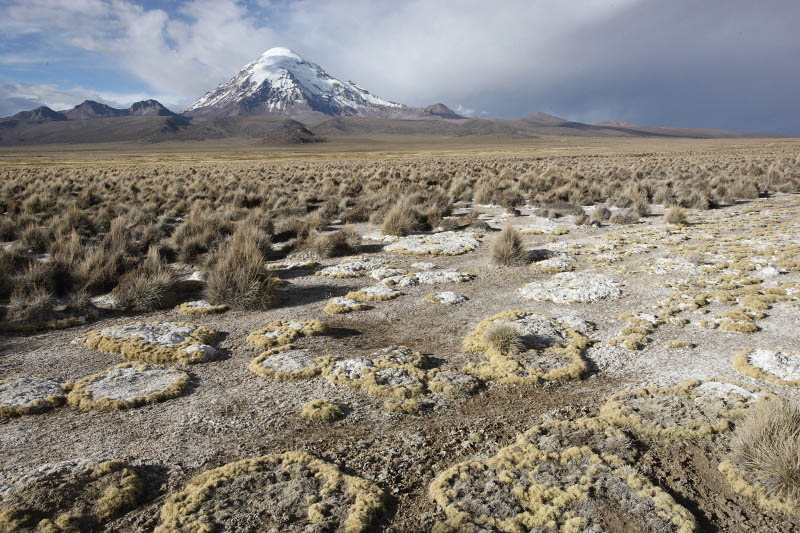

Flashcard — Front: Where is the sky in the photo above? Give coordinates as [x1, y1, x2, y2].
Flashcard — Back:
[1, 0, 799, 134]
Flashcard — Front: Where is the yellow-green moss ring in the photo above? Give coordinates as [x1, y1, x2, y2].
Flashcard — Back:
[462, 310, 591, 385]
[319, 347, 431, 413]
[66, 362, 190, 411]
[718, 460, 800, 516]
[0, 376, 67, 418]
[246, 319, 328, 349]
[174, 301, 228, 315]
[429, 439, 696, 532]
[249, 345, 324, 380]
[732, 348, 800, 386]
[0, 460, 143, 530]
[154, 452, 385, 533]
[600, 378, 773, 439]
[83, 322, 218, 364]
[300, 399, 343, 421]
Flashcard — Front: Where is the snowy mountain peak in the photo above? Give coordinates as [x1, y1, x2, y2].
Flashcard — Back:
[184, 47, 408, 119]
[259, 47, 302, 60]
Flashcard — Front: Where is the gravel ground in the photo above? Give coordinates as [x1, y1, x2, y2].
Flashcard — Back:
[2, 194, 800, 531]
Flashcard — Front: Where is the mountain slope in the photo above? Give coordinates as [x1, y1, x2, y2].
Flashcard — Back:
[11, 106, 67, 122]
[422, 103, 464, 119]
[184, 47, 409, 120]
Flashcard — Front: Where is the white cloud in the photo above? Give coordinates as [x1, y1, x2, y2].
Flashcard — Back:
[454, 104, 476, 118]
[1, 0, 799, 132]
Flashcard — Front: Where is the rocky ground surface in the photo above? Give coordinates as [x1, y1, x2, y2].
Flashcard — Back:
[2, 194, 800, 531]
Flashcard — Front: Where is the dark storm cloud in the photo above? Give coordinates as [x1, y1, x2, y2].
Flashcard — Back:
[1, 0, 798, 134]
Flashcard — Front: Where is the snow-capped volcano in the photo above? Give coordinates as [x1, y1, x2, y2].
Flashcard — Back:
[184, 47, 408, 119]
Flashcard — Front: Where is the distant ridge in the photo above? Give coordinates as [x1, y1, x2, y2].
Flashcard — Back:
[422, 103, 464, 119]
[11, 106, 67, 122]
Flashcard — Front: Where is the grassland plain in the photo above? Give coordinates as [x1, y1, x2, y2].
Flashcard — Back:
[1, 137, 800, 531]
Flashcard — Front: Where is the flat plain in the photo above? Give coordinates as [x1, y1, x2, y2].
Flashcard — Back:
[1, 136, 799, 532]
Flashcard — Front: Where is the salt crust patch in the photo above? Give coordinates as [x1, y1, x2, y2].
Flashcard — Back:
[375, 367, 420, 388]
[429, 291, 468, 305]
[502, 314, 566, 349]
[99, 322, 197, 346]
[85, 366, 184, 401]
[0, 459, 98, 499]
[534, 253, 576, 272]
[381, 275, 418, 288]
[332, 358, 374, 380]
[695, 381, 758, 402]
[428, 370, 480, 395]
[356, 285, 400, 299]
[519, 272, 621, 303]
[328, 297, 363, 310]
[749, 349, 800, 381]
[517, 217, 569, 234]
[415, 271, 473, 284]
[649, 257, 699, 274]
[369, 267, 405, 281]
[385, 231, 480, 255]
[0, 377, 64, 408]
[183, 344, 220, 359]
[261, 321, 305, 338]
[317, 257, 387, 278]
[266, 260, 316, 270]
[411, 262, 438, 270]
[259, 349, 316, 373]
[555, 313, 596, 335]
[180, 300, 215, 309]
[90, 293, 117, 310]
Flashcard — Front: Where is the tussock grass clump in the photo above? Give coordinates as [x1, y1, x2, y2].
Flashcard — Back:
[6, 286, 55, 325]
[206, 229, 280, 311]
[20, 224, 49, 253]
[590, 205, 612, 223]
[483, 324, 523, 355]
[721, 400, 800, 514]
[170, 208, 234, 263]
[0, 217, 17, 241]
[381, 199, 428, 236]
[300, 399, 343, 421]
[308, 227, 361, 258]
[609, 208, 639, 224]
[492, 224, 528, 266]
[112, 247, 178, 311]
[665, 205, 688, 225]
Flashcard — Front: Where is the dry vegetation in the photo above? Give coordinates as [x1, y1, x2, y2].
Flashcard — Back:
[2, 143, 796, 329]
[2, 139, 800, 530]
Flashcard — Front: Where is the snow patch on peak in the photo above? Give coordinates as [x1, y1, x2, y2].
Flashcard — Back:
[185, 47, 406, 117]
[260, 47, 302, 60]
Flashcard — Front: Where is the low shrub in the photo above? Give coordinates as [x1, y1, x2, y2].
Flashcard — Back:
[731, 400, 800, 502]
[111, 247, 178, 311]
[308, 227, 361, 258]
[610, 208, 639, 224]
[484, 324, 523, 355]
[492, 224, 528, 266]
[665, 206, 688, 225]
[206, 230, 280, 310]
[382, 199, 427, 236]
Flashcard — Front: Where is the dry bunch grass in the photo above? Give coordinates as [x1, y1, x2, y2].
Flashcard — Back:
[492, 224, 528, 266]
